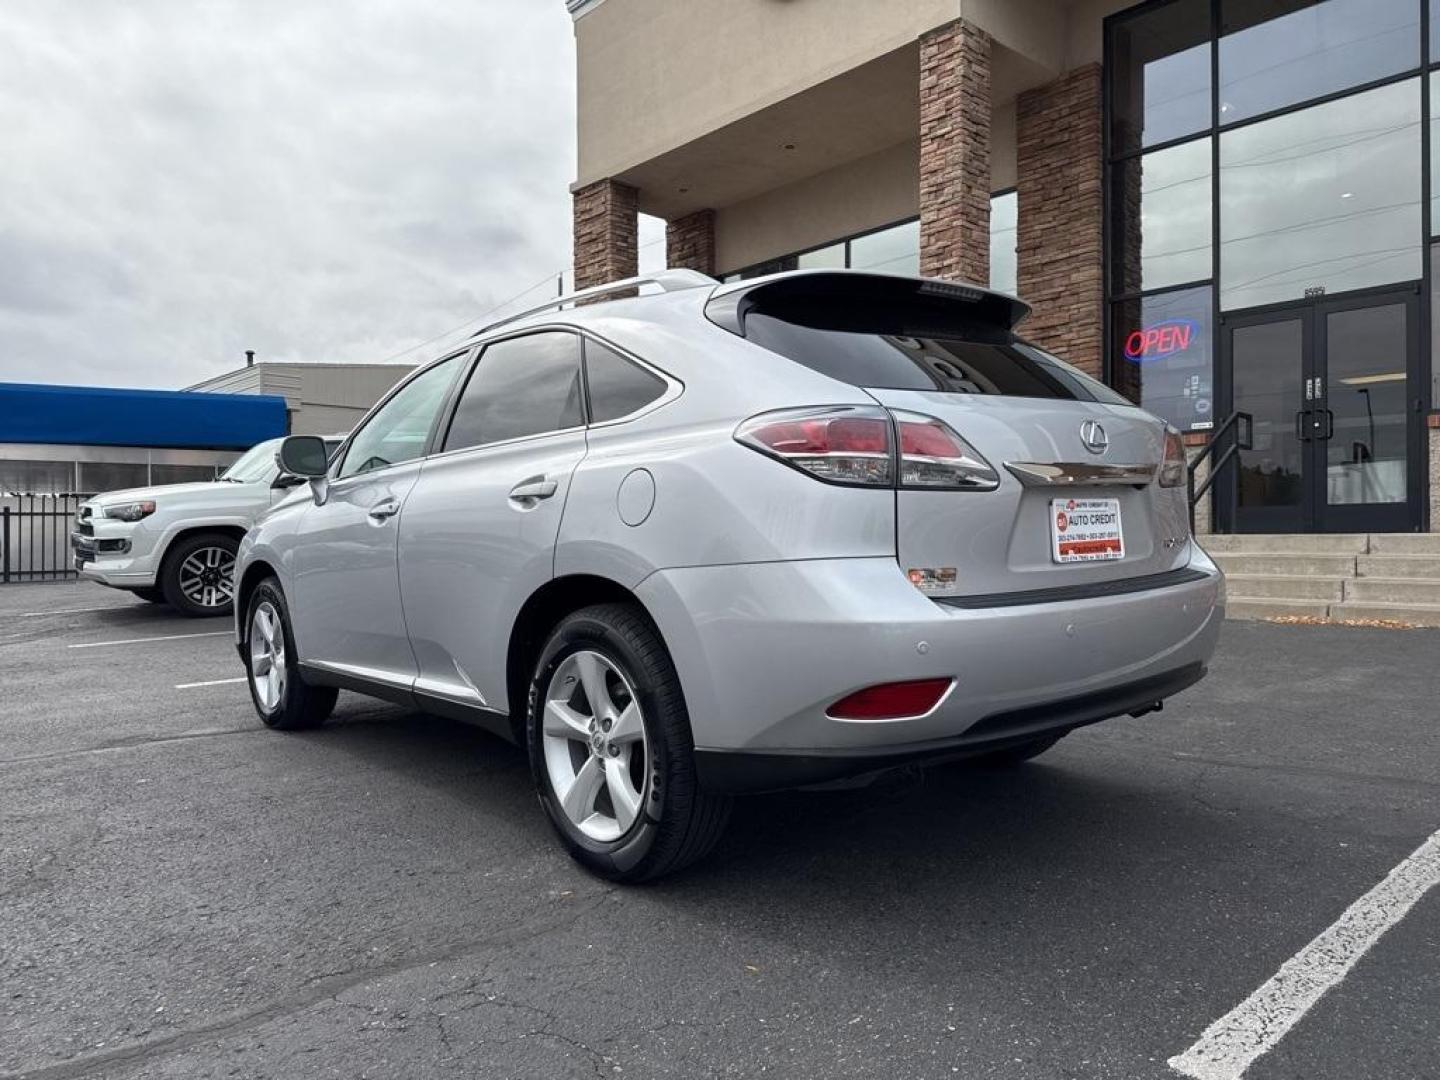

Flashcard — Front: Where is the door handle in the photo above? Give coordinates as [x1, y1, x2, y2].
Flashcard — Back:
[1295, 409, 1311, 442]
[508, 476, 558, 504]
[367, 498, 401, 522]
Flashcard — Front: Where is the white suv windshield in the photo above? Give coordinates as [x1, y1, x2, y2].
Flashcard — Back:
[220, 439, 282, 483]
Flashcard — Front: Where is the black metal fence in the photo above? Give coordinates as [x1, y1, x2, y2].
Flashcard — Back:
[1, 494, 91, 583]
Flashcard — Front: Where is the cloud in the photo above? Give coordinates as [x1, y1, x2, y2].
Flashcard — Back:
[0, 0, 580, 388]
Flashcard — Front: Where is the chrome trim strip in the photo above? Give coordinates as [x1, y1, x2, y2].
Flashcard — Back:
[1004, 461, 1157, 487]
[413, 674, 488, 708]
[302, 659, 414, 691]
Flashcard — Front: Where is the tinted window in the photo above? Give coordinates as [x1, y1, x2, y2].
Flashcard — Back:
[1110, 285, 1215, 432]
[1219, 78, 1421, 311]
[1219, 0, 1419, 125]
[1110, 136, 1212, 294]
[337, 355, 460, 478]
[584, 341, 667, 422]
[1109, 0, 1211, 155]
[444, 332, 583, 451]
[743, 306, 1129, 405]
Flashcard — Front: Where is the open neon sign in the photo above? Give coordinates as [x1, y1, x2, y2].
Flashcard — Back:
[1124, 318, 1199, 362]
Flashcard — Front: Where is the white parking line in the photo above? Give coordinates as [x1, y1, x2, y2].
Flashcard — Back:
[68, 631, 232, 650]
[1169, 826, 1440, 1080]
[20, 606, 129, 617]
[174, 677, 246, 690]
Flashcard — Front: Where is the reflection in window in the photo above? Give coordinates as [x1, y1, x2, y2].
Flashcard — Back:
[1111, 137, 1212, 295]
[1218, 0, 1419, 125]
[989, 191, 1017, 294]
[797, 243, 845, 269]
[1110, 286, 1215, 432]
[1219, 78, 1421, 311]
[1431, 73, 1440, 235]
[444, 334, 583, 451]
[849, 220, 920, 276]
[1325, 303, 1408, 505]
[1233, 318, 1305, 511]
[1108, 0, 1211, 154]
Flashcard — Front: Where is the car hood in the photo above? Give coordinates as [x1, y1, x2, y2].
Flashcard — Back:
[86, 480, 261, 510]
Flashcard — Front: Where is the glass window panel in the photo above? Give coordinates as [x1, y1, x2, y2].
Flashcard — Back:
[1325, 303, 1409, 505]
[989, 191, 1018, 294]
[848, 220, 919, 276]
[1433, 0, 1440, 63]
[1431, 73, 1440, 235]
[337, 355, 460, 477]
[0, 459, 74, 495]
[1218, 0, 1419, 125]
[1111, 137, 1213, 294]
[1110, 286, 1216, 431]
[444, 333, 583, 451]
[584, 340, 667, 423]
[151, 464, 222, 486]
[796, 242, 845, 269]
[1108, 0, 1212, 155]
[1219, 78, 1422, 311]
[77, 462, 149, 494]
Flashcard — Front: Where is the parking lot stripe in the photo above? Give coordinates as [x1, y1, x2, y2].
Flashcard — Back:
[20, 606, 130, 617]
[1168, 826, 1440, 1080]
[175, 676, 246, 689]
[68, 631, 232, 649]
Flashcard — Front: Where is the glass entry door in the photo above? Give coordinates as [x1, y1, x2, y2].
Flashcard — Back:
[1219, 287, 1421, 534]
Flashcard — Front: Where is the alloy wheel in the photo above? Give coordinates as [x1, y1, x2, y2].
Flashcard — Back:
[249, 601, 287, 712]
[179, 545, 236, 610]
[542, 649, 650, 842]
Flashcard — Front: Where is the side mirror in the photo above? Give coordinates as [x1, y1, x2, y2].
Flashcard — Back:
[271, 472, 307, 490]
[275, 435, 329, 479]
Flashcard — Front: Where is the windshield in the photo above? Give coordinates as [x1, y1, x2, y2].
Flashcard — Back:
[219, 438, 283, 483]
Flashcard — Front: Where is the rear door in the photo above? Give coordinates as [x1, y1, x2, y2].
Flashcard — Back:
[730, 274, 1188, 600]
[398, 330, 588, 715]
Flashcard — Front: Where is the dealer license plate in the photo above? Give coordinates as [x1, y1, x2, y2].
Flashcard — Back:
[1050, 497, 1124, 563]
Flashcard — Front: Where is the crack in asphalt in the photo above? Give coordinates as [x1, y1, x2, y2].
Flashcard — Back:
[2, 889, 615, 1080]
[0, 727, 259, 766]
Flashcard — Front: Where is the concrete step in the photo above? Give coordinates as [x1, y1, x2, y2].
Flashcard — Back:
[1225, 597, 1332, 621]
[1224, 574, 1345, 601]
[1211, 552, 1356, 577]
[1327, 601, 1440, 628]
[1356, 555, 1440, 580]
[1367, 533, 1440, 556]
[1199, 533, 1369, 555]
[1344, 577, 1440, 604]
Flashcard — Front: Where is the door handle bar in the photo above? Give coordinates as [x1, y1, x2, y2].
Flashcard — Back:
[367, 498, 401, 522]
[508, 477, 558, 501]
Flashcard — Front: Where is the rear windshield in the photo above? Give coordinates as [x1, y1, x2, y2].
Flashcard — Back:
[738, 287, 1131, 405]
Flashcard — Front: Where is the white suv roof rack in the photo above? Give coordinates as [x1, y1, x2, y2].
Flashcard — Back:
[478, 269, 717, 335]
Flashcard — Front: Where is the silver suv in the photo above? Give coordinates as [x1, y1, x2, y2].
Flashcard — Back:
[234, 270, 1223, 881]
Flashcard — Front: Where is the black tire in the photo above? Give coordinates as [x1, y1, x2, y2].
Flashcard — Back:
[967, 734, 1063, 768]
[243, 577, 337, 731]
[160, 532, 240, 618]
[526, 603, 731, 883]
[132, 587, 166, 604]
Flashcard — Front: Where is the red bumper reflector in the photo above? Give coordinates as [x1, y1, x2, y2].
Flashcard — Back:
[826, 678, 953, 721]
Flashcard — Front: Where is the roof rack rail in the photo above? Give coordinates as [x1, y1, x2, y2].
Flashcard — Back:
[477, 269, 717, 335]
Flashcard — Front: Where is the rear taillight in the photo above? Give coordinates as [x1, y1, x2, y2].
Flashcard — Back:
[893, 410, 999, 491]
[827, 678, 954, 720]
[1159, 426, 1187, 488]
[735, 406, 997, 491]
[735, 406, 894, 486]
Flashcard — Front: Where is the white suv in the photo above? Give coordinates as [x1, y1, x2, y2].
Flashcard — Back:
[72, 435, 342, 617]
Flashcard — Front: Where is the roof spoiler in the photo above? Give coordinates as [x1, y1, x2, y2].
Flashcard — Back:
[704, 270, 1031, 337]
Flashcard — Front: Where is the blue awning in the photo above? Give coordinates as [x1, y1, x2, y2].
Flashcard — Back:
[0, 382, 287, 450]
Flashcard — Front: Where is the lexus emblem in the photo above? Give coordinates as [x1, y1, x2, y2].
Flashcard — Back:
[1079, 420, 1109, 455]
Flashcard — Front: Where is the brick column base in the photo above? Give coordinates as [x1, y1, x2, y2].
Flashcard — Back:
[573, 179, 638, 291]
[1016, 65, 1104, 378]
[666, 209, 716, 275]
[918, 19, 991, 284]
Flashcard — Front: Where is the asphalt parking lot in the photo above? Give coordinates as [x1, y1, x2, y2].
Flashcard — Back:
[1, 581, 1437, 1080]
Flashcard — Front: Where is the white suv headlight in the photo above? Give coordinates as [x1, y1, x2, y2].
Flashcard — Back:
[103, 500, 156, 523]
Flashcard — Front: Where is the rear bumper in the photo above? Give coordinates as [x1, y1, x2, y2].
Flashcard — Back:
[695, 662, 1205, 792]
[635, 547, 1223, 789]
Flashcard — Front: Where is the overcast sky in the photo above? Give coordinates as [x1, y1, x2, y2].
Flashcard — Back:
[0, 0, 664, 389]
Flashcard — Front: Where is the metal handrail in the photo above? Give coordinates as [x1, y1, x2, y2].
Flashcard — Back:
[1186, 410, 1253, 529]
[477, 269, 717, 336]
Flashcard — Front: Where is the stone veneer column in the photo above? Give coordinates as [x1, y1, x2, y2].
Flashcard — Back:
[1016, 64, 1104, 378]
[666, 209, 716, 275]
[918, 19, 991, 284]
[572, 179, 638, 290]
